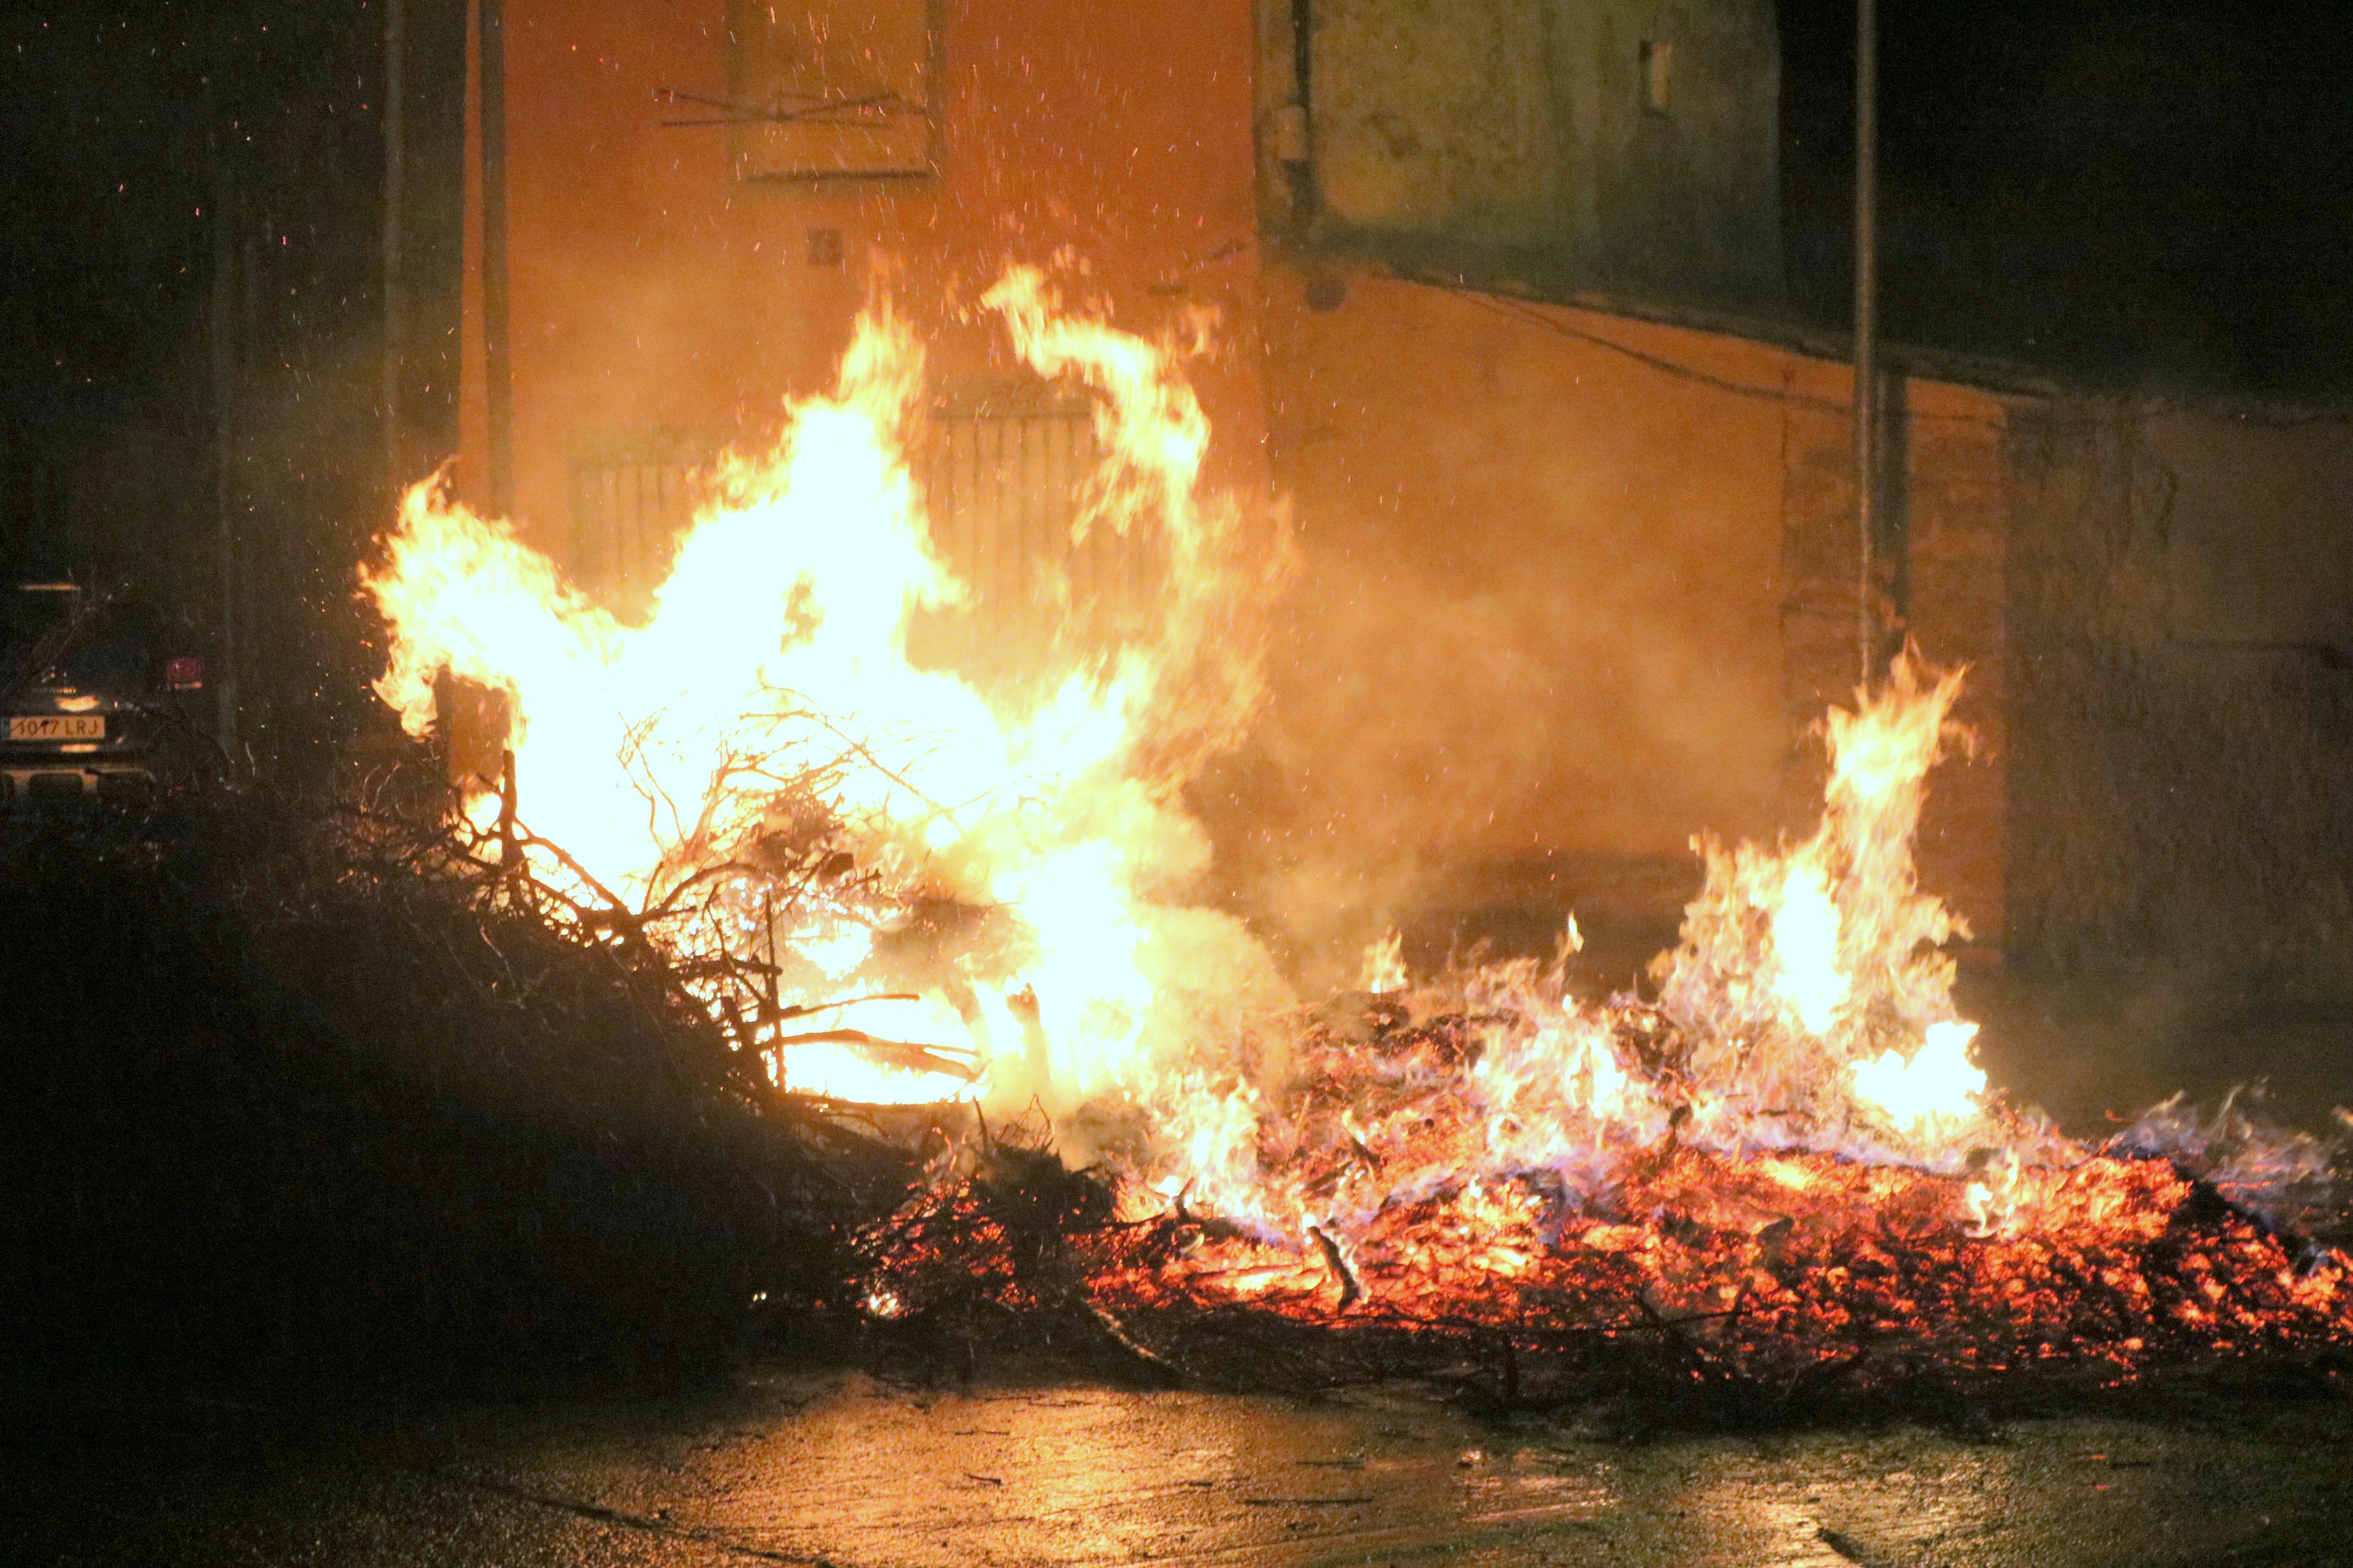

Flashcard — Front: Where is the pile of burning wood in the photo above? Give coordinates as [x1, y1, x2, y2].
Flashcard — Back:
[855, 1014, 2352, 1411]
[832, 664, 2348, 1412]
[340, 673, 2353, 1418]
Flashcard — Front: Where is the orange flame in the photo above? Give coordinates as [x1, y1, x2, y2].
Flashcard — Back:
[365, 273, 1290, 1110]
[1658, 657, 1983, 1149]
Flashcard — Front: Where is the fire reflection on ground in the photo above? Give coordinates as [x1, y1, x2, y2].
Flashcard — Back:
[17, 1368, 2353, 1566]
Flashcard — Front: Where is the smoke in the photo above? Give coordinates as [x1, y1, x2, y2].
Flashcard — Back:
[1222, 268, 1802, 982]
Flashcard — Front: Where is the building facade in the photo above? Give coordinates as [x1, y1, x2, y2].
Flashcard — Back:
[459, 0, 2353, 1007]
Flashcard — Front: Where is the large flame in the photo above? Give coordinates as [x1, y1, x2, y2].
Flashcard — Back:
[367, 271, 1289, 1110]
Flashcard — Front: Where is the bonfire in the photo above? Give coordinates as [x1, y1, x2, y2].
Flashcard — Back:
[363, 266, 2352, 1408]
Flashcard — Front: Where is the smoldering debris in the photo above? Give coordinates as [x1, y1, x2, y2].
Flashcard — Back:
[853, 998, 2353, 1429]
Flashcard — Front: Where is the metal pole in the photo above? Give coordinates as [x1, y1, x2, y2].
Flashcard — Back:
[1852, 0, 1879, 688]
[382, 0, 406, 489]
[480, 0, 514, 518]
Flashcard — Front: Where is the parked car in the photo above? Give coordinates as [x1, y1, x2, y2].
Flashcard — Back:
[1, 581, 214, 807]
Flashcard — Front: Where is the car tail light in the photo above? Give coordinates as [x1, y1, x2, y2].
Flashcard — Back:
[165, 655, 205, 691]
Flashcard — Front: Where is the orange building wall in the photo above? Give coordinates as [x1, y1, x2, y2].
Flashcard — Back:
[465, 0, 1270, 544]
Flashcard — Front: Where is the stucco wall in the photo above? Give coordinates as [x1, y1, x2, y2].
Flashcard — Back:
[2004, 403, 2353, 997]
[1776, 373, 2011, 957]
[1903, 395, 2011, 947]
[1286, 0, 1781, 313]
[471, 0, 1268, 552]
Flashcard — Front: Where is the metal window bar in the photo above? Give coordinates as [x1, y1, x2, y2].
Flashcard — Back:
[917, 404, 1161, 662]
[567, 434, 714, 614]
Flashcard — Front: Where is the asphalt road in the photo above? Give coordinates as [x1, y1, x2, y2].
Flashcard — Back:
[13, 1365, 2353, 1567]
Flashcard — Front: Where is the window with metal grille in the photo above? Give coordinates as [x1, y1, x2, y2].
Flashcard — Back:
[566, 428, 719, 616]
[566, 406, 1158, 675]
[725, 0, 936, 186]
[920, 400, 1155, 644]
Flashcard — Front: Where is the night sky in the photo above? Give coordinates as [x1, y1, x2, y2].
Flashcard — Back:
[2, 5, 363, 423]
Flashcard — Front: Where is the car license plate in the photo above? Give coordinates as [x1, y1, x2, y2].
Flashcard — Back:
[8, 715, 104, 741]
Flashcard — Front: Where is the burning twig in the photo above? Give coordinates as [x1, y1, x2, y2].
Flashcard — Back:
[496, 746, 521, 876]
[1307, 1225, 1362, 1313]
[772, 1028, 978, 1083]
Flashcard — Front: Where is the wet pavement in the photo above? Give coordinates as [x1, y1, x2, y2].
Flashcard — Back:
[15, 1365, 2353, 1566]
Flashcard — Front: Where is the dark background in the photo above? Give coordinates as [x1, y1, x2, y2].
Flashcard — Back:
[2, 1, 2351, 759]
[1, 0, 462, 780]
[1780, 0, 2353, 400]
